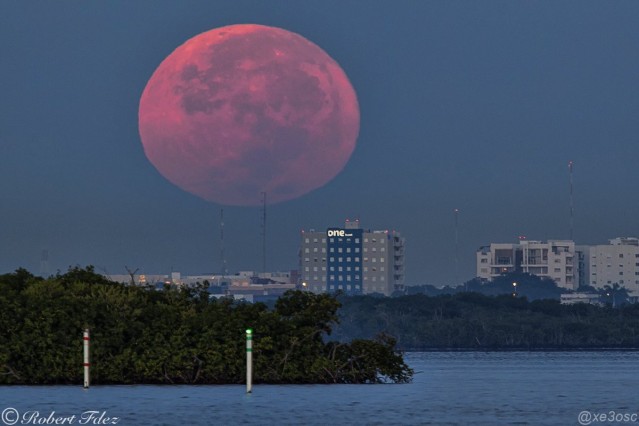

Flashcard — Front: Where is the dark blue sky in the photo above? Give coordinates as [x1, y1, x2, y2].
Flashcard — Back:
[2, 1, 639, 285]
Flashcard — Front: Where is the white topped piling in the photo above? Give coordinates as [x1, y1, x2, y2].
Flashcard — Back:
[246, 328, 253, 393]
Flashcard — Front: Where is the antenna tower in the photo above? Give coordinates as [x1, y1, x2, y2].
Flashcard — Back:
[39, 249, 49, 277]
[454, 209, 459, 286]
[569, 161, 574, 241]
[261, 192, 267, 273]
[220, 208, 228, 275]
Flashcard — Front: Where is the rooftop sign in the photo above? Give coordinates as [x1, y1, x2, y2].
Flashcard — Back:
[327, 229, 353, 237]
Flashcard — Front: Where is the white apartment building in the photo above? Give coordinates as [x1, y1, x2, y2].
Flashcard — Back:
[589, 237, 639, 297]
[476, 240, 577, 290]
[300, 219, 405, 296]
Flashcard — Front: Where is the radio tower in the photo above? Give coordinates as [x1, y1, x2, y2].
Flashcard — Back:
[569, 161, 574, 241]
[454, 208, 459, 286]
[220, 209, 228, 275]
[261, 192, 267, 274]
[39, 249, 49, 277]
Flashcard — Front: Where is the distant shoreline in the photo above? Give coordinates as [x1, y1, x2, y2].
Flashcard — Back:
[402, 347, 639, 352]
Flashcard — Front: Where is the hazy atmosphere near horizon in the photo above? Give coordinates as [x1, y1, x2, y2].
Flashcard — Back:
[2, 1, 639, 286]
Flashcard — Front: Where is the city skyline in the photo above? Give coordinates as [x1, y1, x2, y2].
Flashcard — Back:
[3, 2, 639, 285]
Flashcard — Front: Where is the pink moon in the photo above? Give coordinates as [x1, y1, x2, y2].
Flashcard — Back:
[138, 24, 360, 206]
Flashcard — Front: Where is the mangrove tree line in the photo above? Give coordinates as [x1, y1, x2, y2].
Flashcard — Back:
[0, 267, 412, 385]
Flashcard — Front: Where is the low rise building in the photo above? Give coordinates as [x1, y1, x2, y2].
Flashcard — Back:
[588, 237, 639, 297]
[477, 240, 577, 290]
[560, 293, 602, 306]
[104, 270, 297, 302]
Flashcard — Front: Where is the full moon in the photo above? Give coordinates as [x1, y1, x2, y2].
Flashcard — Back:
[139, 24, 360, 206]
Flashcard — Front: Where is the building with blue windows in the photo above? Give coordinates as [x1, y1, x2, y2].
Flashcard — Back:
[326, 227, 364, 294]
[300, 220, 405, 296]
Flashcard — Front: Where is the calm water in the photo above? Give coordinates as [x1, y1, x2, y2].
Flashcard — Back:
[1, 352, 638, 425]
